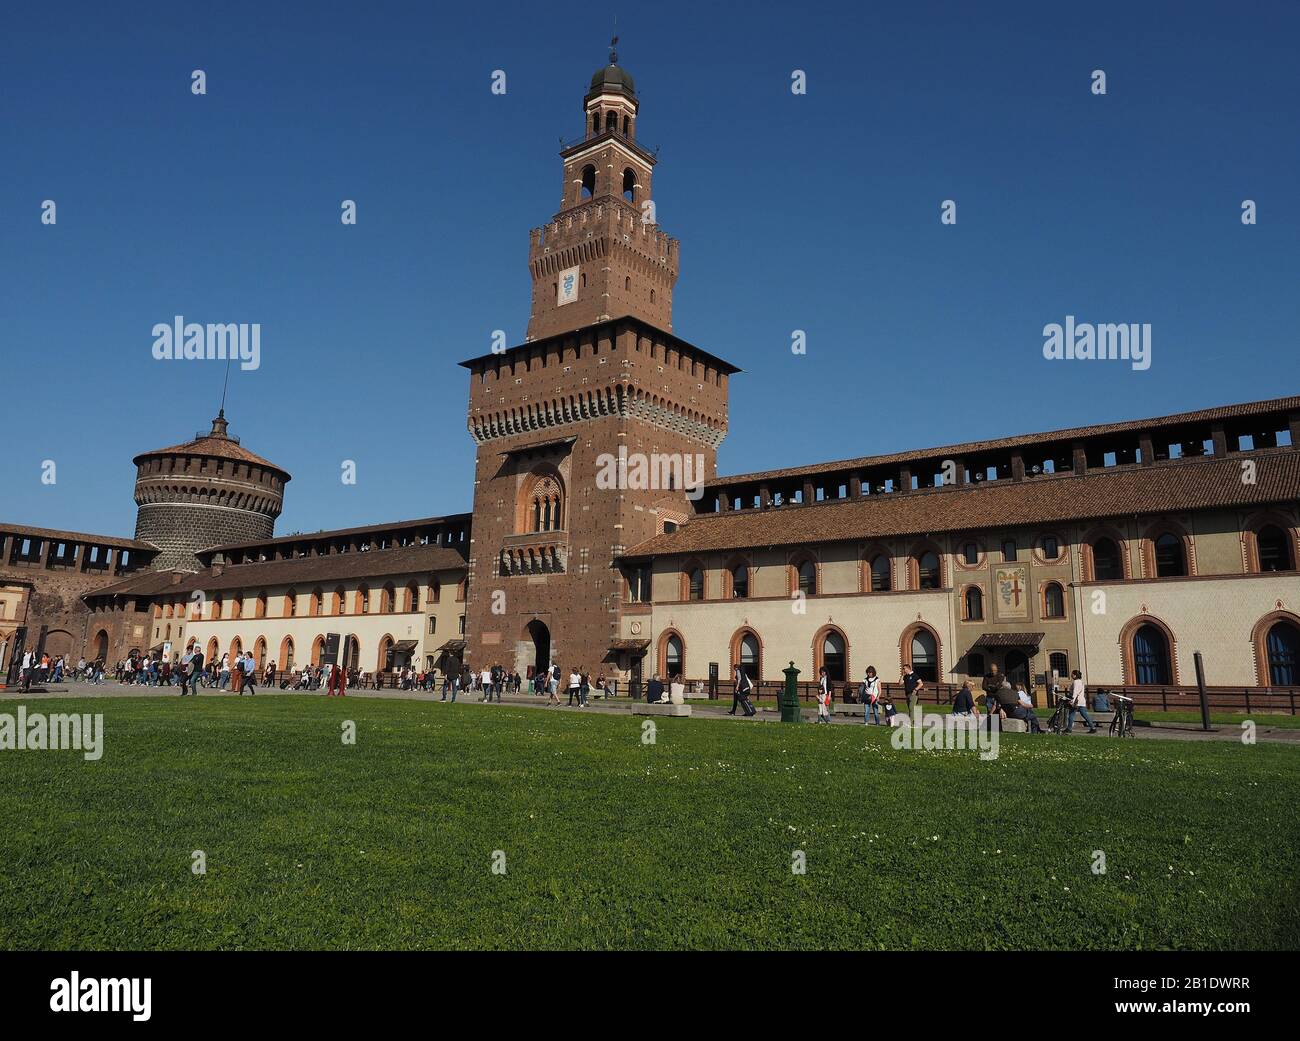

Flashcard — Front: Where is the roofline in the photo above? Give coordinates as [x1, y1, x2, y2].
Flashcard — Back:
[705, 393, 1300, 489]
[458, 315, 742, 376]
[195, 512, 474, 555]
[619, 446, 1300, 560]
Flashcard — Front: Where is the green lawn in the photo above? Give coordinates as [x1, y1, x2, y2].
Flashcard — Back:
[1, 696, 1297, 950]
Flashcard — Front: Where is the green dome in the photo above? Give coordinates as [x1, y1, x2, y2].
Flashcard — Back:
[588, 63, 635, 96]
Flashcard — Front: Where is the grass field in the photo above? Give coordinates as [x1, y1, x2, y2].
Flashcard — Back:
[1, 696, 1297, 950]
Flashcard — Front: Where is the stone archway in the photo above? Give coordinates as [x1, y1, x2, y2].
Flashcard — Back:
[526, 619, 551, 677]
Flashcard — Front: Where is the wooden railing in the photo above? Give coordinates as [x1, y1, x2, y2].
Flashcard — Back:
[674, 678, 1300, 715]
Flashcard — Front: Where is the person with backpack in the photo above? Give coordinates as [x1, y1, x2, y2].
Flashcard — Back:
[861, 665, 882, 725]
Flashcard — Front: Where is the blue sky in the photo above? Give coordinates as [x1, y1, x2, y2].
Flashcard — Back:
[2, 0, 1297, 538]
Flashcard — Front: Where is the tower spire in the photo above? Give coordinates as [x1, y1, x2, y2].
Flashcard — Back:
[609, 18, 618, 65]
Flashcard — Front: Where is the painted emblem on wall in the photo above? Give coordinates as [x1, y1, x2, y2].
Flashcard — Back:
[994, 566, 1028, 620]
[557, 265, 579, 306]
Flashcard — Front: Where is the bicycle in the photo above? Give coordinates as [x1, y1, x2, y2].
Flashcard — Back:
[1047, 689, 1072, 734]
[1109, 693, 1135, 737]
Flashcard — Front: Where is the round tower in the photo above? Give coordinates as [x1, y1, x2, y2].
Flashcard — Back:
[132, 411, 291, 571]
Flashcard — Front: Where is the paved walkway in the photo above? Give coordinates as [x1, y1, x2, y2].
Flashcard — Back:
[3, 681, 1297, 744]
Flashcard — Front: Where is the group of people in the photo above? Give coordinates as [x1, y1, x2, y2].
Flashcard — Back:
[13, 650, 84, 690]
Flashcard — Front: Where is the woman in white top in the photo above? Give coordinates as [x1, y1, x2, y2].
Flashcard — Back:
[861, 666, 882, 725]
[567, 669, 582, 707]
[1067, 670, 1098, 733]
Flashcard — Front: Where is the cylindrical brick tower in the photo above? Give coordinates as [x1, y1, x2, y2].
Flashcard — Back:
[133, 411, 291, 571]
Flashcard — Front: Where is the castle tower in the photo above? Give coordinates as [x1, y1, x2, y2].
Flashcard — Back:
[132, 411, 291, 571]
[462, 50, 736, 683]
[525, 42, 679, 341]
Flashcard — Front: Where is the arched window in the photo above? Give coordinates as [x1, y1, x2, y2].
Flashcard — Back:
[795, 559, 817, 596]
[405, 582, 420, 612]
[1257, 525, 1295, 572]
[1154, 533, 1186, 577]
[910, 629, 939, 682]
[1043, 582, 1066, 619]
[211, 594, 223, 620]
[278, 636, 294, 670]
[605, 111, 617, 133]
[622, 168, 637, 202]
[821, 630, 846, 683]
[664, 633, 684, 680]
[332, 587, 345, 614]
[255, 592, 267, 619]
[964, 586, 984, 621]
[869, 554, 892, 592]
[381, 584, 396, 613]
[737, 631, 760, 685]
[356, 585, 370, 614]
[916, 550, 941, 590]
[284, 590, 298, 617]
[1132, 624, 1171, 684]
[253, 637, 267, 669]
[230, 595, 242, 620]
[687, 567, 704, 601]
[1091, 537, 1123, 580]
[580, 164, 596, 198]
[1265, 622, 1299, 685]
[729, 563, 749, 599]
[310, 588, 323, 617]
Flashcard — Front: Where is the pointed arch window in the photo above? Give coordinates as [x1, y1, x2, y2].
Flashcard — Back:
[869, 554, 892, 592]
[1091, 537, 1123, 580]
[1043, 582, 1066, 619]
[1266, 622, 1299, 685]
[1132, 623, 1171, 685]
[1257, 525, 1295, 573]
[1154, 533, 1186, 577]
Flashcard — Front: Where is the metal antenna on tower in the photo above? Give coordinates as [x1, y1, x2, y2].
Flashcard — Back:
[610, 18, 618, 64]
[218, 352, 231, 419]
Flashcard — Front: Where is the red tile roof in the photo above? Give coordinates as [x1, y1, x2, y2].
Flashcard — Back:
[706, 394, 1300, 488]
[0, 522, 156, 551]
[625, 450, 1300, 557]
[84, 543, 468, 600]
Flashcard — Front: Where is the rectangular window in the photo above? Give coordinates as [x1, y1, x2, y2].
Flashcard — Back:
[1002, 540, 1017, 562]
[428, 617, 437, 635]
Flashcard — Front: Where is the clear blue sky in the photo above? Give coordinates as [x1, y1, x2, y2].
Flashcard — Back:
[3, 0, 1297, 539]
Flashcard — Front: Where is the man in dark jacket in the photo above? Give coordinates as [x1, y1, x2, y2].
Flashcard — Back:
[646, 674, 665, 705]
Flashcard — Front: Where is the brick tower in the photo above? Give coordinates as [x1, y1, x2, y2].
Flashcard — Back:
[525, 43, 679, 341]
[133, 411, 291, 571]
[460, 48, 737, 684]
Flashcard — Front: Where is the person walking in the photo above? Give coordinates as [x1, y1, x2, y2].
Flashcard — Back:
[902, 663, 924, 715]
[240, 652, 258, 695]
[184, 646, 205, 696]
[1066, 669, 1099, 733]
[567, 667, 582, 707]
[861, 666, 882, 725]
[729, 664, 756, 716]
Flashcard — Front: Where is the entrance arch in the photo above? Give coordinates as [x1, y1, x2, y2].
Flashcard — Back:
[526, 619, 551, 676]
